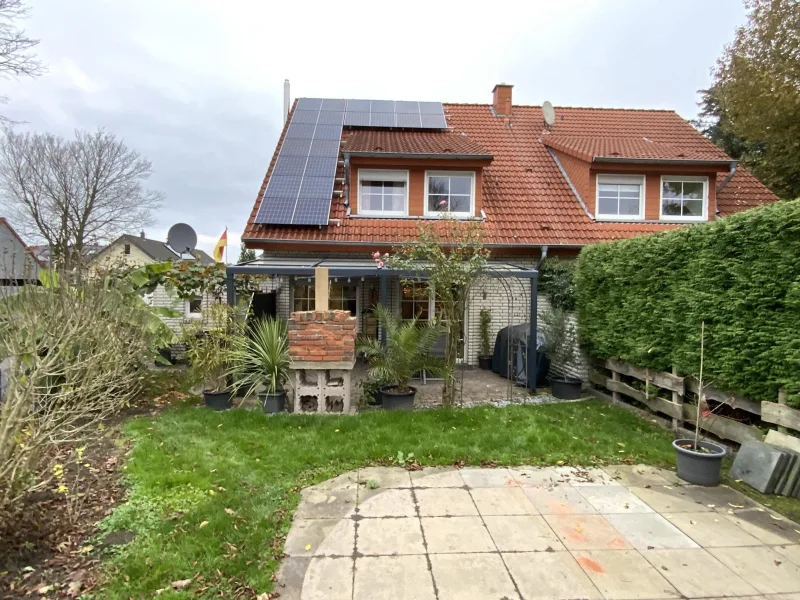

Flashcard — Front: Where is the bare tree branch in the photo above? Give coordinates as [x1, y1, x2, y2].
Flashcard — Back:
[0, 128, 163, 271]
[0, 0, 42, 79]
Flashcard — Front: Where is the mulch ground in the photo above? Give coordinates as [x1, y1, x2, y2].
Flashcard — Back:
[0, 389, 188, 599]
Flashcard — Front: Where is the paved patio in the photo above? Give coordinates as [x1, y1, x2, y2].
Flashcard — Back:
[276, 465, 800, 600]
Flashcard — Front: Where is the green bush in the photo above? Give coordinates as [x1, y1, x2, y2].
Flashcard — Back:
[538, 258, 577, 311]
[575, 199, 800, 405]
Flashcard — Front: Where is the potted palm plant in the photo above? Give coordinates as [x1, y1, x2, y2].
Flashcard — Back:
[478, 308, 493, 370]
[183, 303, 240, 410]
[356, 305, 445, 410]
[540, 307, 582, 399]
[228, 317, 291, 413]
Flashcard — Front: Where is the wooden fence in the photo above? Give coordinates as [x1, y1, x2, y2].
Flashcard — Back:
[589, 358, 798, 446]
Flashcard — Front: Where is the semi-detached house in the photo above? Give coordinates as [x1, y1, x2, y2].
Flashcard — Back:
[239, 84, 778, 371]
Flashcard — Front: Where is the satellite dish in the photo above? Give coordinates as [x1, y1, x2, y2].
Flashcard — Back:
[542, 101, 556, 128]
[166, 223, 197, 256]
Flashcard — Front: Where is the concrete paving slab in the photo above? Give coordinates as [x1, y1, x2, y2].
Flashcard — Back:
[356, 517, 425, 556]
[415, 487, 478, 517]
[678, 483, 759, 511]
[642, 548, 759, 598]
[603, 464, 672, 487]
[628, 485, 712, 513]
[577, 484, 655, 514]
[710, 546, 800, 594]
[670, 512, 764, 547]
[524, 485, 599, 515]
[358, 488, 416, 518]
[556, 466, 621, 486]
[503, 551, 602, 600]
[295, 488, 357, 519]
[409, 466, 464, 488]
[459, 467, 518, 488]
[302, 556, 354, 600]
[773, 544, 800, 567]
[284, 518, 355, 557]
[605, 513, 699, 550]
[420, 517, 496, 554]
[470, 487, 538, 516]
[353, 555, 435, 600]
[508, 466, 567, 487]
[730, 441, 790, 494]
[765, 595, 800, 600]
[767, 430, 800, 454]
[483, 515, 565, 552]
[307, 470, 359, 491]
[544, 514, 631, 551]
[725, 510, 800, 545]
[429, 553, 521, 600]
[358, 466, 412, 489]
[573, 549, 680, 599]
[273, 556, 310, 600]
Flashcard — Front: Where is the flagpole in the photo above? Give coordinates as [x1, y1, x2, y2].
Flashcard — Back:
[225, 226, 228, 264]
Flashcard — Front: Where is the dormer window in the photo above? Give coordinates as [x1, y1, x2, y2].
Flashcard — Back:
[425, 171, 475, 217]
[358, 169, 408, 216]
[596, 175, 645, 220]
[661, 176, 707, 221]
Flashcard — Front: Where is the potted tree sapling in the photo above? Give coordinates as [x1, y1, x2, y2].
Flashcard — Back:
[229, 317, 291, 413]
[540, 307, 582, 399]
[673, 321, 726, 486]
[356, 305, 445, 410]
[183, 302, 240, 410]
[478, 308, 493, 370]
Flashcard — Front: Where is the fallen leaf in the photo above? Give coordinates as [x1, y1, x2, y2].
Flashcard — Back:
[66, 581, 83, 597]
[689, 520, 696, 525]
[757, 508, 765, 512]
[729, 503, 744, 508]
[617, 442, 625, 447]
[335, 429, 339, 432]
[770, 514, 783, 521]
[225, 508, 236, 516]
[172, 578, 193, 590]
[38, 585, 53, 594]
[735, 479, 742, 483]
[209, 489, 215, 495]
[199, 521, 209, 528]
[217, 424, 223, 428]
[304, 544, 312, 551]
[707, 504, 716, 508]
[775, 560, 783, 566]
[664, 486, 673, 490]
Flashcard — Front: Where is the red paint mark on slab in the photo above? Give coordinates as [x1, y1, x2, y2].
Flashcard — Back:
[563, 526, 587, 543]
[578, 557, 605, 573]
[608, 537, 627, 549]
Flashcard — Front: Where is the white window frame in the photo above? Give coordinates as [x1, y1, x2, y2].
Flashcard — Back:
[185, 296, 203, 320]
[595, 174, 646, 221]
[659, 175, 708, 222]
[357, 169, 409, 216]
[424, 170, 475, 218]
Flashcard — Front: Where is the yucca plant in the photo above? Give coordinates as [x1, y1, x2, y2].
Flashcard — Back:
[356, 305, 446, 394]
[228, 317, 290, 398]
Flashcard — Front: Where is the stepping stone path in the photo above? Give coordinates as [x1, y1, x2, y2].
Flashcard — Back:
[277, 464, 800, 599]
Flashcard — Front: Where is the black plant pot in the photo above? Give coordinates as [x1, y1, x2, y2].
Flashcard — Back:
[550, 376, 583, 400]
[380, 385, 416, 411]
[368, 389, 383, 406]
[478, 355, 493, 370]
[204, 390, 232, 410]
[261, 390, 286, 414]
[673, 439, 726, 486]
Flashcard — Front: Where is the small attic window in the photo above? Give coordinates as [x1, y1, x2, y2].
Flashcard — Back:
[124, 244, 131, 255]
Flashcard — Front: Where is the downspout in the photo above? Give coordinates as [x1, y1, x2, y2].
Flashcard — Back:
[716, 161, 738, 193]
[536, 245, 549, 268]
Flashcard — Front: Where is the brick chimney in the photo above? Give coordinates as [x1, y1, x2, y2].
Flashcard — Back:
[492, 83, 513, 118]
[288, 310, 356, 364]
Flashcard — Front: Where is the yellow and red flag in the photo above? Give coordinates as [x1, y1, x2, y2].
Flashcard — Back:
[213, 228, 228, 263]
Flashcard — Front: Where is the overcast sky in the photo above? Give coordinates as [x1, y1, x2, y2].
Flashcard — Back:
[0, 0, 746, 259]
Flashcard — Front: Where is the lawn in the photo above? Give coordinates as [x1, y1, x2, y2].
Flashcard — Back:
[96, 398, 798, 598]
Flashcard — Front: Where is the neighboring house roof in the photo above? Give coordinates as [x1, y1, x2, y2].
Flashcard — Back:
[94, 234, 216, 265]
[342, 130, 491, 158]
[244, 102, 779, 247]
[542, 135, 732, 164]
[0, 217, 46, 270]
[31, 244, 104, 267]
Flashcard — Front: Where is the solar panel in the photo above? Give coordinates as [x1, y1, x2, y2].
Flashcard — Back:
[255, 96, 448, 226]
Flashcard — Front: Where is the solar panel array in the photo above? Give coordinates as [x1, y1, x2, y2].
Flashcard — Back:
[255, 98, 447, 226]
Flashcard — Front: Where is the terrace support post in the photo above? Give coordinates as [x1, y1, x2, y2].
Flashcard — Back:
[779, 388, 788, 434]
[379, 270, 388, 346]
[226, 271, 235, 307]
[527, 276, 538, 393]
[672, 366, 683, 431]
[611, 368, 621, 405]
[314, 267, 329, 311]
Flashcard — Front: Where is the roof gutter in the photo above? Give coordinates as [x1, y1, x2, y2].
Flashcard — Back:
[592, 157, 737, 167]
[343, 151, 493, 161]
[241, 237, 585, 249]
[716, 161, 738, 193]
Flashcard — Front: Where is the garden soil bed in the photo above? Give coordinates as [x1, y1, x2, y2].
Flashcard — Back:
[0, 390, 188, 599]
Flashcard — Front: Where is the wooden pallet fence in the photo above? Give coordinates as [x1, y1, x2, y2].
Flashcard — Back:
[590, 358, 766, 446]
[762, 392, 800, 433]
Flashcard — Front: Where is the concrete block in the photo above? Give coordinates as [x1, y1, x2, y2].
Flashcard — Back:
[729, 441, 790, 494]
[766, 429, 800, 453]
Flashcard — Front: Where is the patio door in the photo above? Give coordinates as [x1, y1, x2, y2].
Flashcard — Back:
[399, 281, 464, 361]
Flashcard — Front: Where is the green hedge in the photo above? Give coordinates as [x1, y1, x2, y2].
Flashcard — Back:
[538, 258, 577, 311]
[575, 200, 800, 405]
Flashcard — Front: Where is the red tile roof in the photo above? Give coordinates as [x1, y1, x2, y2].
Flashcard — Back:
[243, 102, 778, 248]
[343, 130, 491, 157]
[542, 135, 731, 163]
[0, 217, 46, 267]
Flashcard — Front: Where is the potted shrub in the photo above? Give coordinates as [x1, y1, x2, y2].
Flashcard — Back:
[356, 305, 445, 410]
[358, 374, 389, 408]
[478, 308, 493, 370]
[673, 322, 726, 486]
[183, 303, 240, 410]
[229, 317, 290, 414]
[540, 307, 582, 399]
